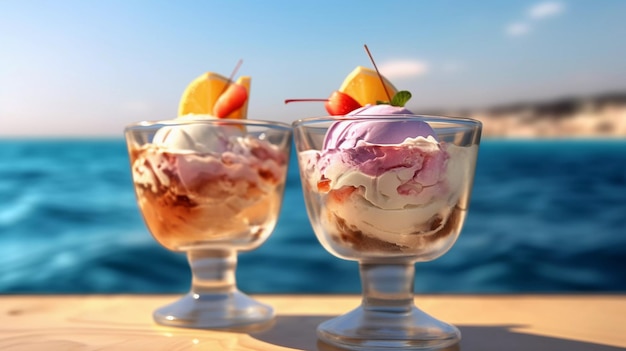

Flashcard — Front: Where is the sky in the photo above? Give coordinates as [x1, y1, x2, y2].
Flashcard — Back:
[1, 0, 626, 137]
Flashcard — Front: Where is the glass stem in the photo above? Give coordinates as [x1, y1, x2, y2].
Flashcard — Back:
[187, 249, 237, 295]
[359, 262, 415, 313]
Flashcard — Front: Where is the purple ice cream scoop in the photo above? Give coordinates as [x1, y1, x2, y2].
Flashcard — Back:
[323, 105, 437, 150]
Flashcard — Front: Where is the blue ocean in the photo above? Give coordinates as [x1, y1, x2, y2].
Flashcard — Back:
[0, 139, 625, 294]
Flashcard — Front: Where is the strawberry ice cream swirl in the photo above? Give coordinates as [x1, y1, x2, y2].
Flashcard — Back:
[133, 136, 286, 198]
[318, 136, 449, 209]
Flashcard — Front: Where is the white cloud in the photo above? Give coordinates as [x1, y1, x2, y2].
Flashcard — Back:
[529, 2, 565, 19]
[506, 2, 564, 37]
[378, 60, 429, 79]
[506, 22, 531, 36]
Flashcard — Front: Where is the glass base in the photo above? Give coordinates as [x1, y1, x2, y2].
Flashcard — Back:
[153, 290, 274, 329]
[317, 305, 460, 350]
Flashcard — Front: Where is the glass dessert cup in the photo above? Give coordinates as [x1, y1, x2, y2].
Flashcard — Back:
[125, 118, 292, 329]
[293, 115, 481, 350]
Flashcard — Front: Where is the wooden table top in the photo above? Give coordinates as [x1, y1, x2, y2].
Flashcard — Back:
[0, 294, 623, 350]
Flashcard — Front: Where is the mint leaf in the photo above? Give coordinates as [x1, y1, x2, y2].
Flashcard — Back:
[376, 100, 389, 105]
[391, 91, 412, 107]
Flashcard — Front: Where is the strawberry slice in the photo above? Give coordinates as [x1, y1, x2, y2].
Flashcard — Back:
[213, 83, 248, 118]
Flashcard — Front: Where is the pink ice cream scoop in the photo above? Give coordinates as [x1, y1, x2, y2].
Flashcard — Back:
[323, 105, 437, 150]
[315, 104, 447, 206]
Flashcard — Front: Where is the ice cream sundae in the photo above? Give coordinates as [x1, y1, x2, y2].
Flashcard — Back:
[127, 70, 289, 251]
[295, 68, 478, 259]
[125, 65, 292, 329]
[291, 46, 481, 349]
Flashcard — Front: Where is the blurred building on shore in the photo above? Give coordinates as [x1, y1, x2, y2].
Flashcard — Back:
[440, 92, 626, 138]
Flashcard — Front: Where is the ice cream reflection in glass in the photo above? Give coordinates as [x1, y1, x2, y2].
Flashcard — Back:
[125, 118, 292, 329]
[293, 105, 481, 350]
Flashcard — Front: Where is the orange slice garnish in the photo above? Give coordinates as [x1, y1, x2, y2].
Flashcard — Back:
[177, 73, 250, 119]
[338, 66, 397, 106]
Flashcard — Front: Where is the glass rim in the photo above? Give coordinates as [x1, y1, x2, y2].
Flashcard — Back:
[125, 118, 292, 132]
[292, 114, 482, 129]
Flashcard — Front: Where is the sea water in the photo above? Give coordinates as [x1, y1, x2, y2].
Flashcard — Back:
[0, 139, 625, 294]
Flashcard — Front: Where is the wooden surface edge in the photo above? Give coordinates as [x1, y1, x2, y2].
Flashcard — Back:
[0, 294, 623, 350]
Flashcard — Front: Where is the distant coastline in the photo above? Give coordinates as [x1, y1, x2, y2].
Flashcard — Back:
[427, 91, 626, 139]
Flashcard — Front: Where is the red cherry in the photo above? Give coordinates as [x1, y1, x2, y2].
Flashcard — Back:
[324, 91, 361, 115]
[213, 83, 248, 118]
[284, 91, 362, 115]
